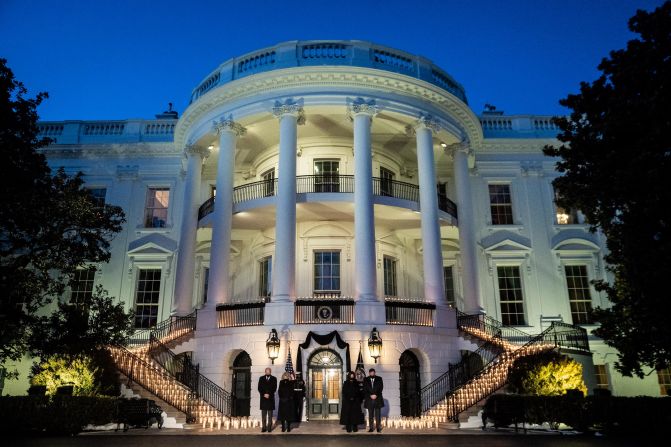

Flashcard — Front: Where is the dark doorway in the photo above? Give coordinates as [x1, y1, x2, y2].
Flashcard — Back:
[231, 351, 251, 417]
[399, 350, 421, 417]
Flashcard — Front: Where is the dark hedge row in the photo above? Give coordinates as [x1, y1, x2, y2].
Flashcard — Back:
[482, 393, 671, 435]
[0, 396, 118, 435]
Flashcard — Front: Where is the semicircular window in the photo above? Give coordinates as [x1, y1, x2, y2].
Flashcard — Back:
[309, 349, 342, 367]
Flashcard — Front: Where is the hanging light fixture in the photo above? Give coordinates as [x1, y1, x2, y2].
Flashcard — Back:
[368, 327, 382, 363]
[266, 328, 281, 364]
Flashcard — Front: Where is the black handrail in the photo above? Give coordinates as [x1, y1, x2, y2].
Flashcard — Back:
[420, 311, 590, 420]
[110, 345, 196, 422]
[149, 335, 232, 417]
[127, 311, 198, 347]
[197, 175, 458, 220]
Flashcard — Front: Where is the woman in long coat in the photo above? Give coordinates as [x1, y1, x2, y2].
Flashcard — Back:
[277, 372, 295, 432]
[340, 371, 364, 432]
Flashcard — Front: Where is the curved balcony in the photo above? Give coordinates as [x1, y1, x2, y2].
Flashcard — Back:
[197, 175, 458, 221]
[190, 40, 467, 104]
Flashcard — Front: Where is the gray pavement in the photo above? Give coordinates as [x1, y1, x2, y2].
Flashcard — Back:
[6, 431, 645, 447]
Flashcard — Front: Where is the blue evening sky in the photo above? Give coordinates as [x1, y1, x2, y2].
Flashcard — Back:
[0, 0, 665, 121]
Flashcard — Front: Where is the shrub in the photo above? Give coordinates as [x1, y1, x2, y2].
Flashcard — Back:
[30, 356, 98, 396]
[508, 351, 588, 396]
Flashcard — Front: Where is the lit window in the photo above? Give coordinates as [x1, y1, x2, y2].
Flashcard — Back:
[258, 256, 272, 299]
[555, 190, 581, 224]
[594, 364, 610, 390]
[565, 265, 593, 324]
[134, 269, 161, 328]
[70, 268, 96, 306]
[497, 266, 525, 325]
[87, 188, 107, 208]
[144, 188, 170, 228]
[383, 256, 398, 297]
[489, 184, 514, 225]
[314, 160, 340, 192]
[444, 266, 455, 307]
[657, 368, 671, 396]
[314, 251, 340, 294]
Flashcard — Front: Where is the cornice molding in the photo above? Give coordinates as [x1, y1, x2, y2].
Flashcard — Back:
[480, 138, 559, 154]
[38, 142, 180, 158]
[175, 66, 483, 149]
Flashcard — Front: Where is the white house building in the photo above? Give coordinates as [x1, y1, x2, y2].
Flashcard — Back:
[3, 40, 668, 426]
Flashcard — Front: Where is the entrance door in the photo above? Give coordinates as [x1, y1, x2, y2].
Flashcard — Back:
[231, 351, 251, 417]
[399, 350, 421, 417]
[307, 349, 342, 420]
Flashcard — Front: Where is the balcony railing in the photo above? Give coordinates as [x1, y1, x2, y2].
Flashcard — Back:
[385, 300, 436, 326]
[216, 301, 266, 328]
[294, 298, 355, 324]
[197, 176, 458, 220]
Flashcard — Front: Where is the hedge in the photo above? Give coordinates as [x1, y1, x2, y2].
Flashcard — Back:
[482, 393, 671, 435]
[0, 396, 118, 435]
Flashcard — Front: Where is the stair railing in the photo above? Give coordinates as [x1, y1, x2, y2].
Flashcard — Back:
[443, 321, 589, 421]
[148, 335, 232, 417]
[110, 345, 196, 422]
[127, 311, 198, 347]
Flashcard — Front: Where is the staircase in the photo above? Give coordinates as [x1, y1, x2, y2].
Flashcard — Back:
[108, 311, 232, 427]
[421, 312, 590, 426]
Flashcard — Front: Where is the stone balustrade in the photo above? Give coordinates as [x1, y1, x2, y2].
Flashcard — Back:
[37, 119, 177, 144]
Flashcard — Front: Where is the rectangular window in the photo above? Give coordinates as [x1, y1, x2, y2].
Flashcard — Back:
[489, 184, 514, 225]
[658, 368, 671, 396]
[497, 266, 525, 325]
[383, 256, 398, 297]
[87, 188, 107, 208]
[258, 256, 272, 299]
[202, 267, 209, 304]
[565, 265, 593, 324]
[555, 190, 580, 224]
[380, 167, 395, 197]
[70, 268, 96, 306]
[314, 160, 340, 192]
[134, 269, 162, 328]
[144, 188, 170, 228]
[444, 266, 455, 307]
[313, 251, 340, 294]
[594, 364, 610, 390]
[261, 169, 275, 197]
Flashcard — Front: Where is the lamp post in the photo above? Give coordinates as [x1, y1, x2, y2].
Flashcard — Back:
[266, 328, 281, 364]
[368, 327, 382, 364]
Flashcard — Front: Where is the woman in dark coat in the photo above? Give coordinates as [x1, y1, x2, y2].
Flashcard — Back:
[277, 372, 295, 432]
[340, 371, 364, 432]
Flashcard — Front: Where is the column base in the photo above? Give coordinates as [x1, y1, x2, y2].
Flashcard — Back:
[434, 303, 458, 329]
[354, 301, 386, 325]
[264, 301, 295, 326]
[196, 305, 219, 332]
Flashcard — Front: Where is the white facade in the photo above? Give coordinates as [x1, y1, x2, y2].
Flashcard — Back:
[3, 40, 664, 409]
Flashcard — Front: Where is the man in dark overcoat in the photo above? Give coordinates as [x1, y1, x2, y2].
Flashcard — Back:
[258, 367, 277, 432]
[363, 368, 384, 432]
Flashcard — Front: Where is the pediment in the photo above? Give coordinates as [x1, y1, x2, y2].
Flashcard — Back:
[552, 237, 600, 253]
[128, 234, 177, 256]
[303, 223, 352, 238]
[481, 232, 531, 253]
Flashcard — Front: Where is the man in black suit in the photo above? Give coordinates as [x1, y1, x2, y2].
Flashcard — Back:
[258, 367, 277, 432]
[363, 368, 384, 432]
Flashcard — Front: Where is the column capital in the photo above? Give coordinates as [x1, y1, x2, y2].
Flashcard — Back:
[406, 114, 441, 135]
[444, 139, 473, 158]
[213, 117, 246, 136]
[347, 98, 379, 120]
[273, 99, 306, 124]
[184, 143, 211, 159]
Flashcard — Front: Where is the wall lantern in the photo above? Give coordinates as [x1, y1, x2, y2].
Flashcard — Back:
[368, 327, 382, 363]
[266, 328, 281, 364]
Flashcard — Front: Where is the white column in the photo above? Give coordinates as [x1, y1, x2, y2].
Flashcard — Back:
[452, 142, 483, 313]
[173, 144, 209, 315]
[272, 100, 304, 302]
[414, 116, 445, 305]
[350, 100, 378, 301]
[208, 118, 246, 305]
